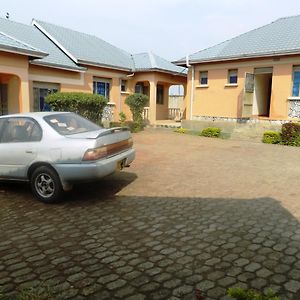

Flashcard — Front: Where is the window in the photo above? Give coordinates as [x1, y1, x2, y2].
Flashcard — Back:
[121, 80, 127, 92]
[228, 69, 238, 84]
[93, 78, 111, 99]
[292, 67, 300, 97]
[0, 118, 42, 143]
[44, 113, 101, 136]
[200, 71, 208, 85]
[33, 82, 59, 112]
[156, 85, 164, 105]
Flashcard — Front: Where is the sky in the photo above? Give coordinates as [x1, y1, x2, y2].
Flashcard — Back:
[2, 0, 300, 61]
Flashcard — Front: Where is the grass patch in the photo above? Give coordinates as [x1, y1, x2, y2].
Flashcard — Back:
[1, 284, 53, 300]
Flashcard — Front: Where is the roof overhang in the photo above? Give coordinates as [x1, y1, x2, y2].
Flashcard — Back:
[175, 49, 300, 66]
[135, 68, 187, 77]
[0, 45, 47, 58]
[30, 60, 86, 73]
[78, 59, 132, 72]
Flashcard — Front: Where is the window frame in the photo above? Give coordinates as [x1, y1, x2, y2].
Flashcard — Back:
[0, 117, 43, 143]
[121, 80, 127, 92]
[292, 66, 300, 97]
[200, 71, 208, 85]
[228, 69, 238, 84]
[93, 77, 111, 99]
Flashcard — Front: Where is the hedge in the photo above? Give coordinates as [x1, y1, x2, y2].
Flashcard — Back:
[45, 92, 108, 124]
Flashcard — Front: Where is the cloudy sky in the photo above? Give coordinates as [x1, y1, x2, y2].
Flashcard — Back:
[2, 0, 300, 61]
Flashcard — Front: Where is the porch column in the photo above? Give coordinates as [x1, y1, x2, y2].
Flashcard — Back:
[19, 74, 30, 112]
[149, 80, 157, 124]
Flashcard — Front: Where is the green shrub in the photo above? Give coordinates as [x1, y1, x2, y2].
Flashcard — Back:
[45, 92, 108, 124]
[125, 93, 149, 132]
[174, 128, 186, 134]
[119, 112, 127, 126]
[262, 131, 281, 144]
[228, 287, 280, 300]
[200, 127, 221, 138]
[281, 122, 300, 146]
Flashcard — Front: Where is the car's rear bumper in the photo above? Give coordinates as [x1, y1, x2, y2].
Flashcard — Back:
[54, 149, 135, 184]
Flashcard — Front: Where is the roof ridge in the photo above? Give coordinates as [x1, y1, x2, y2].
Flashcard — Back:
[148, 51, 157, 68]
[33, 19, 133, 58]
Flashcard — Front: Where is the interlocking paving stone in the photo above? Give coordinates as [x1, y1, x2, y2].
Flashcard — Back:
[1, 130, 300, 299]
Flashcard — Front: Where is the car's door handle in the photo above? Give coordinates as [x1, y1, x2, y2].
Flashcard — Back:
[25, 150, 34, 154]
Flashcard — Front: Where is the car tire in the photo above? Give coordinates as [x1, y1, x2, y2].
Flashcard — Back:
[30, 166, 63, 203]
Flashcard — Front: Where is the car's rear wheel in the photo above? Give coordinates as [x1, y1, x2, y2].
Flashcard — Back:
[31, 166, 63, 203]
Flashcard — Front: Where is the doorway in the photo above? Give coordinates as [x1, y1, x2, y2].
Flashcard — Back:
[0, 84, 8, 115]
[253, 68, 273, 117]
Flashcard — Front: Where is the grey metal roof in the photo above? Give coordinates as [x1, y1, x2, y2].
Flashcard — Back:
[176, 15, 300, 65]
[34, 19, 134, 71]
[133, 52, 187, 75]
[0, 31, 46, 57]
[33, 20, 186, 76]
[0, 18, 84, 71]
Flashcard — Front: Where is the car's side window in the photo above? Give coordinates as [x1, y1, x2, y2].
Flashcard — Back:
[0, 118, 42, 143]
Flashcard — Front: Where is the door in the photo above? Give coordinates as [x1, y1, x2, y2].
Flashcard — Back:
[0, 117, 42, 179]
[253, 68, 273, 117]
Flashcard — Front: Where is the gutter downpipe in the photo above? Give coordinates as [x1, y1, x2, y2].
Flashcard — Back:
[186, 55, 194, 120]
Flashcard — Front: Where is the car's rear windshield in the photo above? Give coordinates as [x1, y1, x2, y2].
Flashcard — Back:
[44, 113, 101, 135]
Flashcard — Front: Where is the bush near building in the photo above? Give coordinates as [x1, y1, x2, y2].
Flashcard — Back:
[200, 127, 221, 138]
[125, 93, 149, 132]
[262, 122, 300, 146]
[262, 131, 282, 144]
[45, 92, 107, 124]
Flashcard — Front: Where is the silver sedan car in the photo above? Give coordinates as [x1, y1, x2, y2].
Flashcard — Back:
[0, 112, 135, 203]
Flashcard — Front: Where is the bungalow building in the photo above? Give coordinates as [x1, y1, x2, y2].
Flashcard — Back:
[175, 15, 300, 127]
[0, 17, 186, 124]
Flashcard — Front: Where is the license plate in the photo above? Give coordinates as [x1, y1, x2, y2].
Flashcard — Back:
[117, 158, 126, 170]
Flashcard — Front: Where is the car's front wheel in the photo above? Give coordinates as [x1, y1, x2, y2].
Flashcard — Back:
[31, 166, 63, 203]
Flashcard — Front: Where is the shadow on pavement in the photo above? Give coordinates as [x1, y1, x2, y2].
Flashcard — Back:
[0, 195, 300, 299]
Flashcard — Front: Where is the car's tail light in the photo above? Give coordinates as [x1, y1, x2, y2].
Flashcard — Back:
[82, 146, 107, 161]
[82, 138, 133, 161]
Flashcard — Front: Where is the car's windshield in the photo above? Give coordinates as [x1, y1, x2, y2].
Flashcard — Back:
[44, 113, 101, 135]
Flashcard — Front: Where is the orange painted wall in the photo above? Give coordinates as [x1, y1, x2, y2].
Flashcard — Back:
[186, 55, 300, 120]
[192, 66, 253, 118]
[269, 64, 293, 119]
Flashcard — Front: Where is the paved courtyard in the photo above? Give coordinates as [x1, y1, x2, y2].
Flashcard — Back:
[1, 129, 300, 299]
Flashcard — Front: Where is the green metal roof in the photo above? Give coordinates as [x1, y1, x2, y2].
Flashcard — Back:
[0, 18, 84, 71]
[133, 52, 187, 75]
[176, 15, 300, 65]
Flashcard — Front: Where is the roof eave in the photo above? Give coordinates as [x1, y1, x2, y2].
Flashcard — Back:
[135, 67, 187, 77]
[187, 50, 300, 65]
[29, 60, 86, 73]
[0, 45, 47, 58]
[78, 59, 132, 72]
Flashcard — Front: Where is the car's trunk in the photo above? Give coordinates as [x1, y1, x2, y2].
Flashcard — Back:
[66, 127, 133, 158]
